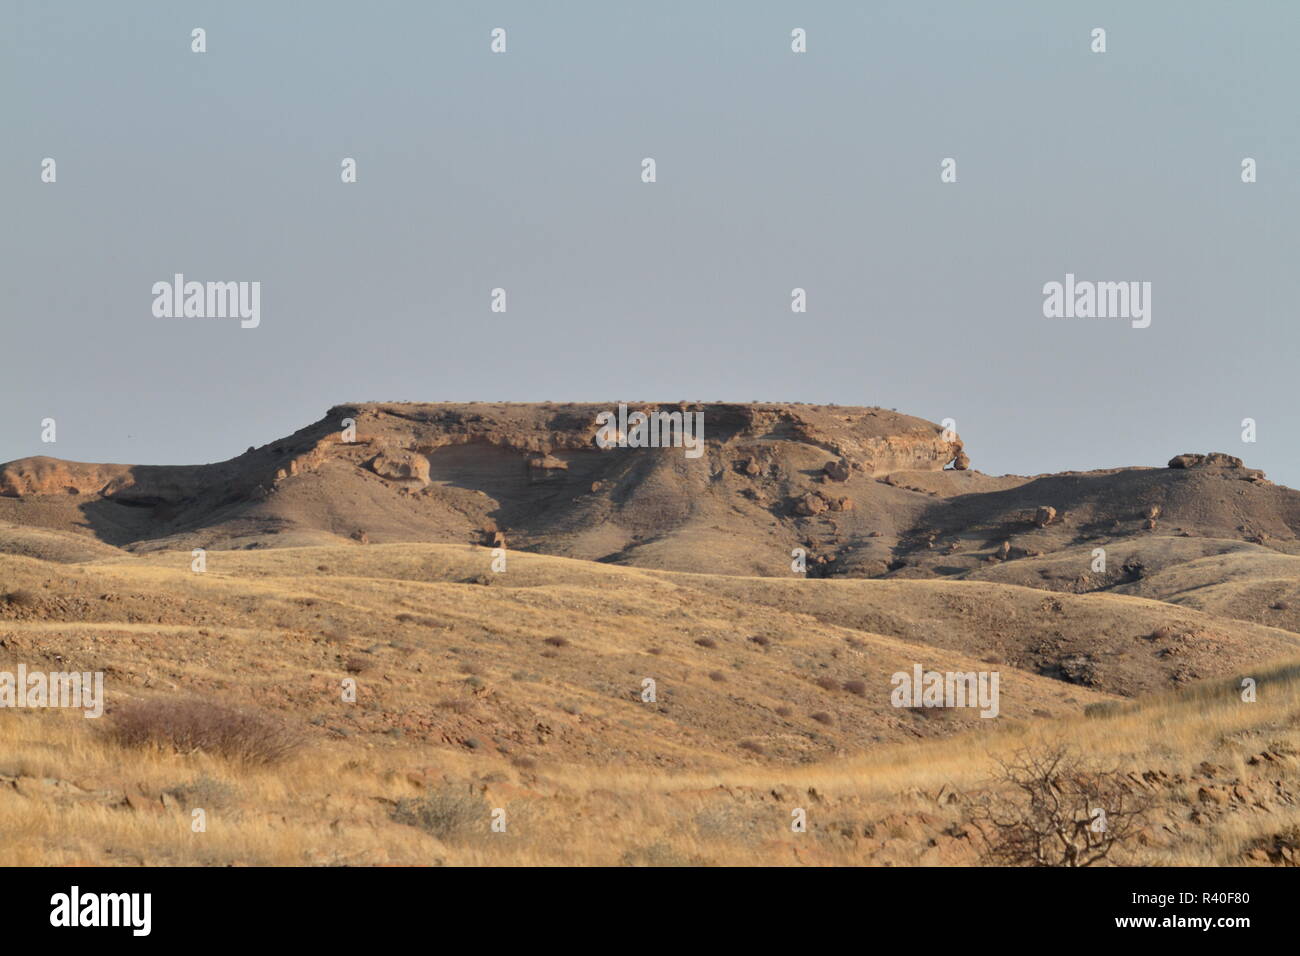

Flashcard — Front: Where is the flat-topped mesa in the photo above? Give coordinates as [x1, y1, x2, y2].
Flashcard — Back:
[0, 402, 965, 501]
[326, 402, 965, 477]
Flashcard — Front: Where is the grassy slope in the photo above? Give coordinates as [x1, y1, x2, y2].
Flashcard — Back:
[1, 543, 1298, 864]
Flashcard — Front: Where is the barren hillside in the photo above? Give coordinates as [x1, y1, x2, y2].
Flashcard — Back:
[2, 404, 1297, 866]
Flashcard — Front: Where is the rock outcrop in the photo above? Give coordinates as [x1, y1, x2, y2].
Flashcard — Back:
[1168, 452, 1267, 483]
[370, 450, 431, 485]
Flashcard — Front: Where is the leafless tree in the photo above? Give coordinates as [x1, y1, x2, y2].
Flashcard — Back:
[971, 742, 1149, 866]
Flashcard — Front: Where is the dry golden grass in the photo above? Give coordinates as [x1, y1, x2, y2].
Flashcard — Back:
[0, 657, 1294, 866]
[2, 543, 1297, 866]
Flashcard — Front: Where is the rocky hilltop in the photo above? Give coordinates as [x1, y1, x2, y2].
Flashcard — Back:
[0, 403, 962, 572]
[2, 402, 1298, 585]
[0, 402, 963, 500]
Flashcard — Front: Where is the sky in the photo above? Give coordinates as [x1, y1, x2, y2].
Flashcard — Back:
[4, 1, 1298, 485]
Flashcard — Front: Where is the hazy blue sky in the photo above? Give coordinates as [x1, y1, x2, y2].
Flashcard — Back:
[5, 1, 1298, 485]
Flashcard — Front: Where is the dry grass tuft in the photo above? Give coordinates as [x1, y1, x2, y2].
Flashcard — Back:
[391, 785, 488, 841]
[106, 697, 304, 765]
[2, 587, 38, 607]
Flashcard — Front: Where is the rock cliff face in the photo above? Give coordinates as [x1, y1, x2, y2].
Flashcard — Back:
[327, 402, 963, 477]
[0, 402, 964, 503]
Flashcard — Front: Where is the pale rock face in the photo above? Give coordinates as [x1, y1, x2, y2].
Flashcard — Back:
[527, 454, 568, 471]
[0, 457, 127, 497]
[369, 450, 430, 485]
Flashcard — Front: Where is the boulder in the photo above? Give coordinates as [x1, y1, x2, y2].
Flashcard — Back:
[793, 492, 828, 517]
[823, 459, 851, 482]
